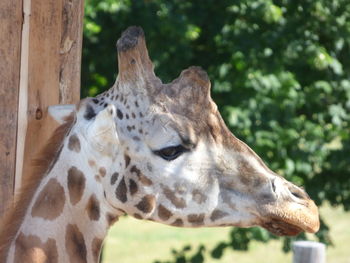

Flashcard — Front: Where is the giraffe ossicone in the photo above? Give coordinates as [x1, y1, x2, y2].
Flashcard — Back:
[0, 26, 319, 263]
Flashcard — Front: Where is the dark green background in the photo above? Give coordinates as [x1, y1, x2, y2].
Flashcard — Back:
[82, 0, 350, 261]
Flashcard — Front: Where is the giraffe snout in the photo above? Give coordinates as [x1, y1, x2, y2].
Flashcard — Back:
[259, 177, 320, 236]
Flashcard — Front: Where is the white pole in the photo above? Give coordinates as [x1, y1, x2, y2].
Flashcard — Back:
[292, 241, 326, 263]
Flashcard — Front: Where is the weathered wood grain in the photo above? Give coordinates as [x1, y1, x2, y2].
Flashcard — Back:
[59, 0, 84, 104]
[0, 0, 23, 215]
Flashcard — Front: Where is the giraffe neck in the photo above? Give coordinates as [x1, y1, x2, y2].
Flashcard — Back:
[5, 125, 123, 263]
[3, 85, 152, 263]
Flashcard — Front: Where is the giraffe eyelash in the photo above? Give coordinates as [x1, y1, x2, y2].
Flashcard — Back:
[153, 145, 189, 161]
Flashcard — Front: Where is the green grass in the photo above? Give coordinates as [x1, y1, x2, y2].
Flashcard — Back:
[102, 205, 350, 263]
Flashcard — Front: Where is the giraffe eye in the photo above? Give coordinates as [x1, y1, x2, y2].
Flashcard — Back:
[153, 145, 189, 161]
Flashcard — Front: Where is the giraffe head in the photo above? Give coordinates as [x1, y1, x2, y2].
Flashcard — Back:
[85, 27, 319, 236]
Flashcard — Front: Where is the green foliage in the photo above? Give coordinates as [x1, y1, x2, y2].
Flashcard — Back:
[154, 245, 206, 263]
[82, 0, 350, 261]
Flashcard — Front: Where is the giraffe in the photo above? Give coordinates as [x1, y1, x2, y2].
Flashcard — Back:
[0, 26, 319, 263]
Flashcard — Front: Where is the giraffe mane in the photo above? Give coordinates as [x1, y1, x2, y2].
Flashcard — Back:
[0, 114, 75, 260]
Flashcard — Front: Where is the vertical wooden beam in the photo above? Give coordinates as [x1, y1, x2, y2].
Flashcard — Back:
[15, 0, 31, 198]
[0, 0, 23, 214]
[59, 0, 84, 104]
[15, 0, 84, 190]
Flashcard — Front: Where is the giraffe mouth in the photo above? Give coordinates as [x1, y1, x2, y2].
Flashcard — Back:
[259, 199, 320, 236]
[260, 218, 303, 236]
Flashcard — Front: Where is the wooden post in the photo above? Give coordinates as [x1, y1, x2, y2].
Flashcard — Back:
[0, 0, 23, 215]
[0, 0, 84, 213]
[292, 241, 326, 263]
[15, 0, 84, 191]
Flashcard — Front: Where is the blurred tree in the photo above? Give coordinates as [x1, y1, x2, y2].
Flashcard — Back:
[82, 0, 350, 261]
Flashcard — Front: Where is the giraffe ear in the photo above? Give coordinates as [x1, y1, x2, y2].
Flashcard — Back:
[164, 66, 212, 117]
[48, 104, 76, 124]
[87, 104, 119, 152]
[172, 66, 211, 100]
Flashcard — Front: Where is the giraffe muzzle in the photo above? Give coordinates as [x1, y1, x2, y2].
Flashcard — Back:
[259, 179, 320, 236]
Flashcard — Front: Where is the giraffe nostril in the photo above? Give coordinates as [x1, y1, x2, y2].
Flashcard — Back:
[291, 191, 303, 199]
[288, 185, 309, 200]
[271, 179, 277, 194]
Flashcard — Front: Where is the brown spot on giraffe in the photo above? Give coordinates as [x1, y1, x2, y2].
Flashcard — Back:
[88, 159, 96, 167]
[124, 154, 131, 168]
[187, 213, 205, 226]
[133, 213, 143, 219]
[135, 195, 156, 213]
[99, 167, 106, 177]
[146, 162, 153, 172]
[174, 183, 186, 194]
[67, 166, 86, 205]
[162, 185, 186, 208]
[129, 179, 138, 195]
[65, 224, 87, 263]
[237, 159, 267, 186]
[192, 189, 207, 204]
[117, 108, 123, 119]
[106, 213, 119, 226]
[68, 134, 81, 153]
[14, 233, 58, 263]
[31, 178, 65, 220]
[115, 177, 127, 203]
[252, 176, 266, 188]
[132, 136, 141, 141]
[86, 194, 100, 221]
[91, 237, 103, 262]
[95, 175, 101, 182]
[210, 209, 229, 222]
[110, 172, 119, 185]
[84, 102, 96, 120]
[158, 204, 173, 221]
[130, 165, 153, 186]
[171, 218, 184, 227]
[139, 174, 153, 185]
